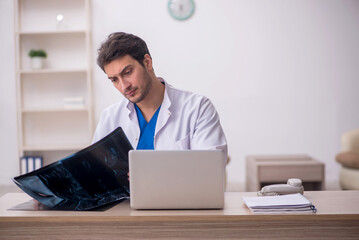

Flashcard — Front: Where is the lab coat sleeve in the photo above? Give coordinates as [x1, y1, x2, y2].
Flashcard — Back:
[92, 112, 107, 144]
[91, 106, 119, 144]
[191, 97, 228, 159]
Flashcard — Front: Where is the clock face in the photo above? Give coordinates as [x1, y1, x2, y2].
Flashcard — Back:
[168, 0, 195, 21]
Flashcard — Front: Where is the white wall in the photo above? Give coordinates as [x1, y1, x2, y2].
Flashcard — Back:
[1, 0, 359, 189]
[0, 0, 18, 185]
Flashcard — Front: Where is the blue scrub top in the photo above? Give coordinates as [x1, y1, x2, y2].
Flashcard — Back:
[135, 104, 161, 150]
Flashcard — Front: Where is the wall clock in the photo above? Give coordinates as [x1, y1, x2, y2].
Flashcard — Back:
[168, 0, 195, 21]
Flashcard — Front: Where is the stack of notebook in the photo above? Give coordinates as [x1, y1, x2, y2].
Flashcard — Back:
[242, 193, 317, 214]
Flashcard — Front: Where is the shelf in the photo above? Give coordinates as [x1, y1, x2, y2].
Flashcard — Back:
[15, 0, 93, 168]
[20, 33, 87, 70]
[18, 0, 88, 33]
[21, 71, 89, 110]
[23, 144, 90, 152]
[20, 68, 87, 74]
[22, 111, 91, 147]
[18, 30, 87, 35]
[21, 107, 89, 113]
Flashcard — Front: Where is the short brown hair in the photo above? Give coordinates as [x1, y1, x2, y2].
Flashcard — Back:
[97, 32, 151, 72]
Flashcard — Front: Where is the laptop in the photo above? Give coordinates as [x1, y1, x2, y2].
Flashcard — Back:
[129, 150, 226, 210]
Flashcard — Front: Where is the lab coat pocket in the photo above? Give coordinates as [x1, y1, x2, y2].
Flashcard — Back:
[174, 134, 190, 150]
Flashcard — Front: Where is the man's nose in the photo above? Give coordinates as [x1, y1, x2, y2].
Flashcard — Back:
[119, 78, 131, 91]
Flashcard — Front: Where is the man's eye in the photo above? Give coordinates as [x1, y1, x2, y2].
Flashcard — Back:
[124, 70, 132, 75]
[110, 78, 117, 83]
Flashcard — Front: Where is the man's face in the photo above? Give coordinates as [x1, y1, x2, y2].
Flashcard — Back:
[104, 55, 152, 104]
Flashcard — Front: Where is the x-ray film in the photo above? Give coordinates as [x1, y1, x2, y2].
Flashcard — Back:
[13, 127, 133, 210]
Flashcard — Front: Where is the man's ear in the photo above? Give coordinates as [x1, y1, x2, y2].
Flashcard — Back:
[143, 54, 153, 71]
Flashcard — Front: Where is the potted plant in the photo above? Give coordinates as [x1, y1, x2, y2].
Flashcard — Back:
[28, 49, 47, 69]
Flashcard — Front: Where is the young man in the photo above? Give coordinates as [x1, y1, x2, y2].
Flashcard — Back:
[92, 32, 227, 156]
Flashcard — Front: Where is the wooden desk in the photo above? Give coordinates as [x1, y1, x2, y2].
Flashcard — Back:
[1, 191, 358, 239]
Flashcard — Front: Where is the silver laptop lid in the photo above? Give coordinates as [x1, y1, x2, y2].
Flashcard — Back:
[129, 150, 225, 210]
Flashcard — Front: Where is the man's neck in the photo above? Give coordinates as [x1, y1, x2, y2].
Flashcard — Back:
[136, 77, 165, 122]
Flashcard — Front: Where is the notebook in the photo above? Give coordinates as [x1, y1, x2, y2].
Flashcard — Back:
[242, 193, 317, 214]
[129, 150, 226, 209]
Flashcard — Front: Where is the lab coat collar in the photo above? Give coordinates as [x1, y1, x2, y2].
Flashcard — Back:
[126, 99, 136, 121]
[155, 78, 172, 136]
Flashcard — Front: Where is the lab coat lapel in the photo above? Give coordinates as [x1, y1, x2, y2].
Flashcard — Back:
[155, 82, 171, 137]
[126, 100, 140, 149]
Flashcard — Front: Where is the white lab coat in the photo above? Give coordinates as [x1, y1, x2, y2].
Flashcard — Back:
[92, 78, 227, 157]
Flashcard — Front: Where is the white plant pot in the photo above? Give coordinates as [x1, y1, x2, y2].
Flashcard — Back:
[31, 57, 45, 69]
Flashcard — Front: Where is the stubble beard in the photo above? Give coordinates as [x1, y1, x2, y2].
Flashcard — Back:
[128, 71, 152, 104]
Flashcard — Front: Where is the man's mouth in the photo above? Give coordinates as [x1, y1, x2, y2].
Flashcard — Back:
[125, 88, 136, 97]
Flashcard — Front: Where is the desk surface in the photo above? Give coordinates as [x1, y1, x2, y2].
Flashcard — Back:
[1, 191, 359, 239]
[1, 191, 359, 218]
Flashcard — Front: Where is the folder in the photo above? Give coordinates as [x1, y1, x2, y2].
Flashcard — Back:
[20, 156, 43, 174]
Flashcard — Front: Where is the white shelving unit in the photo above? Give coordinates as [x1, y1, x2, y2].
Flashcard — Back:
[14, 0, 94, 168]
